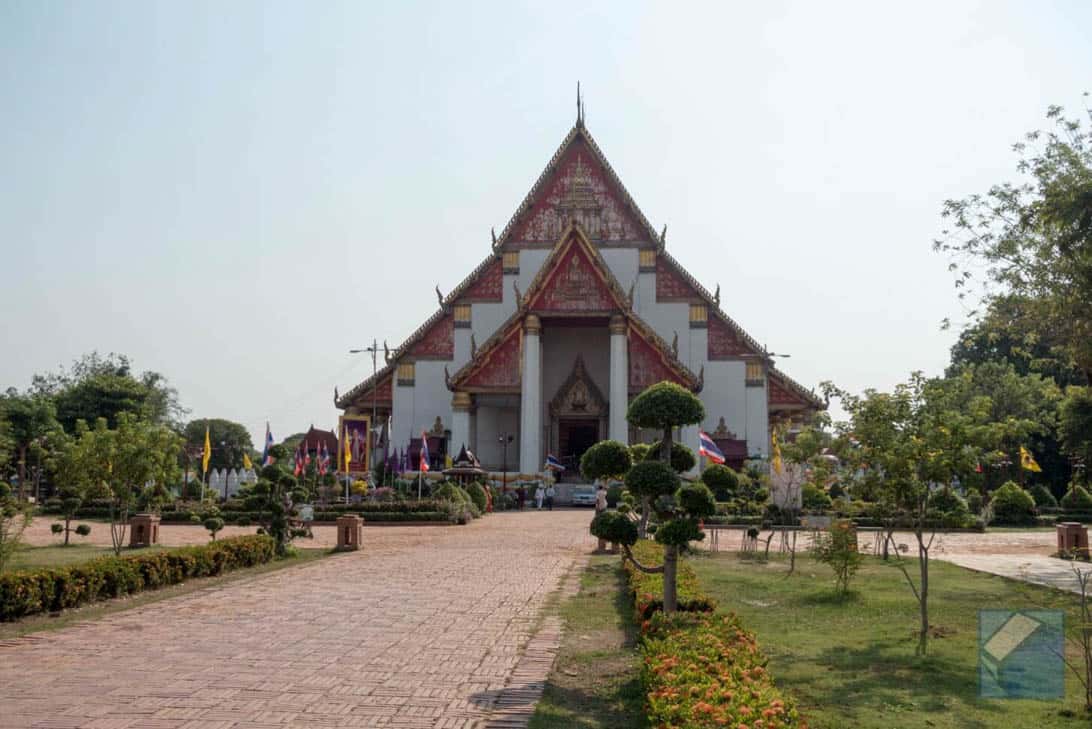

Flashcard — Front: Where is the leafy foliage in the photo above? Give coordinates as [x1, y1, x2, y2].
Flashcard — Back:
[624, 460, 678, 502]
[183, 418, 254, 473]
[990, 481, 1038, 525]
[626, 381, 705, 434]
[579, 439, 632, 481]
[812, 521, 863, 594]
[643, 439, 697, 473]
[589, 510, 637, 547]
[1062, 484, 1092, 511]
[701, 464, 739, 501]
[1029, 483, 1059, 508]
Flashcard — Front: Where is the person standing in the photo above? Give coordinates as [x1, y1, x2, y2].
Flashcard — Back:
[594, 483, 609, 552]
[545, 483, 555, 511]
[534, 483, 545, 510]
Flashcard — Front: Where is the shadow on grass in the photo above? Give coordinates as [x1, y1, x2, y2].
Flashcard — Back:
[789, 640, 1002, 728]
[798, 589, 861, 606]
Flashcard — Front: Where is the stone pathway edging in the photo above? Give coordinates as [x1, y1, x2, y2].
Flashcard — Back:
[480, 555, 587, 729]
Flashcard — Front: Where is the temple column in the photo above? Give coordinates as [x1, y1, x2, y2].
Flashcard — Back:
[520, 314, 542, 474]
[450, 392, 473, 455]
[609, 315, 629, 443]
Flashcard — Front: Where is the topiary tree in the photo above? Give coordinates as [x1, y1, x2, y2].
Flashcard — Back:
[203, 515, 225, 541]
[1029, 483, 1059, 509]
[628, 443, 651, 464]
[625, 460, 677, 538]
[702, 464, 739, 502]
[593, 477, 716, 614]
[626, 381, 705, 464]
[802, 483, 833, 511]
[644, 440, 697, 473]
[990, 481, 1037, 525]
[0, 482, 30, 572]
[580, 440, 632, 482]
[1062, 484, 1092, 511]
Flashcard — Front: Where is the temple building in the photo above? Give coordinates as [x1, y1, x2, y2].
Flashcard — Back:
[336, 110, 822, 478]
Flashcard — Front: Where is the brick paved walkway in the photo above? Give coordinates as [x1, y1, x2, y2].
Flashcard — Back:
[0, 510, 597, 729]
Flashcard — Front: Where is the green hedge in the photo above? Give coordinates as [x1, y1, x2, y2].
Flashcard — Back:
[618, 539, 801, 726]
[623, 540, 716, 620]
[313, 511, 449, 523]
[0, 535, 275, 622]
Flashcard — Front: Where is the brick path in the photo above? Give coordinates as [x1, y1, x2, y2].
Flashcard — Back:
[0, 510, 597, 729]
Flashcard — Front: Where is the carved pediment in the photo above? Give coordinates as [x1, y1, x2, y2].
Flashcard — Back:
[549, 355, 607, 418]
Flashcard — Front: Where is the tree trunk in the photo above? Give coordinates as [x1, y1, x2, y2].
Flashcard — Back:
[663, 544, 679, 614]
[17, 445, 27, 500]
[661, 427, 673, 463]
[917, 529, 930, 656]
[639, 496, 650, 538]
[64, 515, 71, 546]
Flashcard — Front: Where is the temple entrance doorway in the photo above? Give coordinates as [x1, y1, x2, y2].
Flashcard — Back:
[558, 419, 599, 477]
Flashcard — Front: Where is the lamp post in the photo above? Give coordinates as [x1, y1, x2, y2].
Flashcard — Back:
[349, 339, 382, 483]
[498, 433, 514, 501]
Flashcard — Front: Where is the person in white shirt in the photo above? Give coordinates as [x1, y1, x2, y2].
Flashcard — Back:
[595, 483, 608, 513]
[534, 484, 545, 509]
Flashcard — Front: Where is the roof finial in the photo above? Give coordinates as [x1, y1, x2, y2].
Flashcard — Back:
[576, 81, 584, 127]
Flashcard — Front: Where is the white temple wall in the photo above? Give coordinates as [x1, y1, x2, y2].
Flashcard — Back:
[540, 327, 611, 410]
[474, 400, 521, 471]
[698, 360, 749, 441]
[633, 273, 692, 358]
[390, 360, 453, 451]
[745, 379, 769, 458]
[600, 248, 639, 295]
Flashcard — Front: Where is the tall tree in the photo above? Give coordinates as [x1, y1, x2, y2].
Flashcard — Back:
[936, 101, 1092, 379]
[0, 390, 60, 498]
[183, 419, 254, 473]
[32, 352, 185, 432]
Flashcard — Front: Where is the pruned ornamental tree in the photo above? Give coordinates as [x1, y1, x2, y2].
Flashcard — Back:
[626, 381, 705, 534]
[701, 463, 739, 501]
[642, 439, 697, 474]
[626, 460, 677, 539]
[592, 476, 715, 614]
[627, 381, 705, 463]
[238, 444, 308, 556]
[580, 440, 632, 482]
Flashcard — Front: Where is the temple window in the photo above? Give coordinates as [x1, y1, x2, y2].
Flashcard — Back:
[396, 362, 416, 386]
[639, 248, 656, 272]
[689, 303, 707, 327]
[745, 361, 764, 387]
[503, 251, 519, 274]
[454, 303, 472, 328]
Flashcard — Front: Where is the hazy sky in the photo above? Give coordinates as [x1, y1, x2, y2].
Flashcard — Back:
[2, 1, 1090, 446]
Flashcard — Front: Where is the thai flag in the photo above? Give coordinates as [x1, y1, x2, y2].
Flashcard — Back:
[261, 423, 275, 466]
[545, 454, 565, 471]
[293, 447, 303, 476]
[419, 431, 430, 472]
[698, 430, 726, 465]
[304, 440, 312, 467]
[320, 442, 329, 474]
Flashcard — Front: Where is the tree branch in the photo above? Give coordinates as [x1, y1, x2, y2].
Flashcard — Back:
[621, 543, 665, 574]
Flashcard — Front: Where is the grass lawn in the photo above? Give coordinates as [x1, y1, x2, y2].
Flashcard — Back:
[529, 555, 646, 729]
[691, 551, 1091, 728]
[0, 547, 330, 640]
[7, 542, 170, 570]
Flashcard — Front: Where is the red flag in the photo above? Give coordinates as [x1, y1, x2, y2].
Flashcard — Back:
[304, 440, 312, 467]
[294, 447, 303, 476]
[419, 431, 430, 472]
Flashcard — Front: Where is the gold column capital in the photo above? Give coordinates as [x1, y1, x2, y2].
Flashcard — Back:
[524, 314, 542, 335]
[451, 391, 473, 411]
[609, 314, 627, 335]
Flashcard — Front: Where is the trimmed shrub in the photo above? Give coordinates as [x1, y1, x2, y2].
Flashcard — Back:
[802, 483, 833, 511]
[464, 482, 488, 513]
[1029, 483, 1058, 509]
[1061, 485, 1092, 511]
[990, 481, 1037, 525]
[0, 535, 275, 622]
[966, 490, 984, 514]
[701, 464, 739, 501]
[580, 440, 632, 481]
[605, 484, 624, 508]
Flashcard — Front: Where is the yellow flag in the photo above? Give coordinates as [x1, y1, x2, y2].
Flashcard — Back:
[202, 426, 211, 474]
[343, 425, 351, 471]
[242, 452, 253, 470]
[771, 430, 783, 475]
[1020, 446, 1042, 473]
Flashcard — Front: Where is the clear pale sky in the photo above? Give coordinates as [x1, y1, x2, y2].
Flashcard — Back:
[2, 1, 1090, 446]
